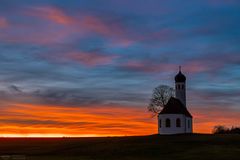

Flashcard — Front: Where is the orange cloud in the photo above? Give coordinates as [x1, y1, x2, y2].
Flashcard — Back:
[80, 16, 125, 37]
[26, 6, 74, 25]
[191, 106, 240, 133]
[26, 6, 127, 39]
[0, 22, 74, 45]
[41, 51, 119, 67]
[0, 17, 8, 28]
[0, 101, 239, 137]
[0, 103, 156, 137]
[65, 52, 119, 66]
[0, 6, 131, 47]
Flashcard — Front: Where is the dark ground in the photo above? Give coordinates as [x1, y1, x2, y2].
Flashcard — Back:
[0, 134, 239, 160]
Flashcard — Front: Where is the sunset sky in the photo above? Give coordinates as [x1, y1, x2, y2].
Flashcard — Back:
[0, 0, 239, 137]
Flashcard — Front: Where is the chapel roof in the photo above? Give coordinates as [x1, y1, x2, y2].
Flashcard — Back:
[159, 97, 192, 118]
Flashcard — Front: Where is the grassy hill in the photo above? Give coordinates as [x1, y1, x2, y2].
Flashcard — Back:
[0, 134, 239, 160]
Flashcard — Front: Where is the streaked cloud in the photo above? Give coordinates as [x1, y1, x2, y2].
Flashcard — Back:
[27, 6, 74, 25]
[47, 51, 119, 67]
[0, 103, 156, 136]
[0, 16, 8, 28]
[192, 106, 240, 133]
[23, 6, 129, 44]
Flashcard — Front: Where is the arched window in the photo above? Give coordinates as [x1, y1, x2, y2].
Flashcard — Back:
[182, 85, 184, 89]
[176, 118, 181, 127]
[176, 85, 180, 90]
[166, 118, 171, 128]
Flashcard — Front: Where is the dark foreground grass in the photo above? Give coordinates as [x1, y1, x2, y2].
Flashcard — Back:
[0, 134, 240, 160]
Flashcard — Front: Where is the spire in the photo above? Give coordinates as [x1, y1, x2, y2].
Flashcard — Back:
[175, 66, 186, 82]
[175, 65, 186, 107]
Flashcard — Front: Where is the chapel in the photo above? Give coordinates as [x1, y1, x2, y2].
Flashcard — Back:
[158, 67, 193, 134]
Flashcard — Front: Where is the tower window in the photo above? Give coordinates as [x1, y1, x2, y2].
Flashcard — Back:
[176, 118, 181, 127]
[166, 118, 171, 128]
[182, 85, 184, 89]
[188, 120, 191, 128]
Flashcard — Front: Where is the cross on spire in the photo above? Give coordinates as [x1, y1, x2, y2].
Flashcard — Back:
[179, 66, 181, 72]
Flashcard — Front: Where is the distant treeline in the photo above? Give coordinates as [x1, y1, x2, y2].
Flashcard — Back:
[213, 125, 240, 134]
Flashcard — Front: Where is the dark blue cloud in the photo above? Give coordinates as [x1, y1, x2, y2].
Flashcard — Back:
[0, 0, 239, 113]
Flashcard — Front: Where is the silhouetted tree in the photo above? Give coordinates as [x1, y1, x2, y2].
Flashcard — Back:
[230, 127, 240, 134]
[213, 125, 240, 134]
[212, 125, 228, 134]
[148, 85, 174, 116]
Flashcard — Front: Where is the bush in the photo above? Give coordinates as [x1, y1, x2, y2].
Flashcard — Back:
[213, 125, 240, 134]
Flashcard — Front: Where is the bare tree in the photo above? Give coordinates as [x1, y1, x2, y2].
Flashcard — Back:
[212, 125, 228, 134]
[148, 85, 174, 116]
[212, 125, 240, 134]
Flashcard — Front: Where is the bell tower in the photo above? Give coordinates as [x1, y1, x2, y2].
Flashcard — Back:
[175, 66, 186, 107]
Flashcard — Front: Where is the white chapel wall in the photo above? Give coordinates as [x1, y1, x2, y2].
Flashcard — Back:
[158, 114, 192, 134]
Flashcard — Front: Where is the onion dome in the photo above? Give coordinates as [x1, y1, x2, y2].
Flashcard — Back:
[175, 66, 186, 82]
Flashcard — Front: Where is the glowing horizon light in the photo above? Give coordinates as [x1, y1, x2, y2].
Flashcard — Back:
[0, 102, 239, 136]
[0, 134, 115, 138]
